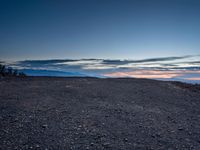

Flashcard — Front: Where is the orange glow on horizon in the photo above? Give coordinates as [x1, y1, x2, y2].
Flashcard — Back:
[183, 77, 200, 80]
[103, 70, 200, 79]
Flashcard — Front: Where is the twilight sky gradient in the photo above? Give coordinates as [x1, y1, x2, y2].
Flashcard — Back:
[0, 0, 200, 83]
[0, 0, 200, 60]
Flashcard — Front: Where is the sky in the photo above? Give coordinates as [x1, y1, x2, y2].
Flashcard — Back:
[0, 0, 200, 82]
[0, 0, 200, 60]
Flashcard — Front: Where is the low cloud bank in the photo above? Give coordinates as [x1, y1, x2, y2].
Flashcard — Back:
[4, 55, 200, 83]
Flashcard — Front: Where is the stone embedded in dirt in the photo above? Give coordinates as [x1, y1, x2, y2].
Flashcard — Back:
[90, 142, 94, 146]
[124, 138, 128, 142]
[156, 133, 161, 137]
[18, 124, 23, 128]
[41, 124, 48, 128]
[36, 144, 40, 148]
[185, 138, 190, 142]
[14, 118, 19, 122]
[178, 127, 184, 131]
[102, 142, 110, 147]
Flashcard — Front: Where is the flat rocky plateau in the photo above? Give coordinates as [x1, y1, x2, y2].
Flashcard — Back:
[0, 77, 200, 150]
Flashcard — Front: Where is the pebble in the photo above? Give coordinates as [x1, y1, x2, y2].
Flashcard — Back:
[124, 138, 128, 142]
[178, 127, 184, 131]
[102, 142, 110, 147]
[36, 144, 40, 148]
[90, 142, 94, 146]
[42, 124, 48, 128]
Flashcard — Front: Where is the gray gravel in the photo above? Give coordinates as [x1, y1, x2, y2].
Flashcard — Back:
[0, 77, 200, 150]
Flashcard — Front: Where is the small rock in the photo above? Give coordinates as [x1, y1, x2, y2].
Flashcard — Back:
[102, 142, 110, 147]
[124, 138, 128, 142]
[90, 142, 94, 146]
[36, 144, 40, 148]
[19, 124, 23, 128]
[185, 138, 190, 142]
[170, 130, 175, 133]
[14, 118, 19, 122]
[42, 124, 48, 128]
[178, 127, 184, 131]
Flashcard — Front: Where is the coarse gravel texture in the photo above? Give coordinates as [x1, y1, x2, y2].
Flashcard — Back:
[0, 77, 200, 150]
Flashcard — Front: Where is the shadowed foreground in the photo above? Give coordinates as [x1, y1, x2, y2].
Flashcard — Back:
[0, 77, 200, 149]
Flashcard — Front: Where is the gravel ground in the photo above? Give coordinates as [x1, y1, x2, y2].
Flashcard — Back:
[0, 77, 200, 150]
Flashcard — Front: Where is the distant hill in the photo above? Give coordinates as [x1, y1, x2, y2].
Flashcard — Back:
[19, 69, 87, 77]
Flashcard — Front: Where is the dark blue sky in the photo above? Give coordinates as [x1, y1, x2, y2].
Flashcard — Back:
[0, 0, 200, 60]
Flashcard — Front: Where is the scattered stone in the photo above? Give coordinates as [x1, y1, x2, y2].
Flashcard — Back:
[102, 142, 110, 147]
[90, 142, 94, 146]
[178, 127, 184, 131]
[42, 124, 48, 128]
[36, 144, 40, 148]
[124, 138, 128, 142]
[156, 133, 161, 137]
[185, 138, 190, 142]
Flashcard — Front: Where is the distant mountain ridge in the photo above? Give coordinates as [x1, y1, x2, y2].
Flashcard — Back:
[20, 69, 87, 77]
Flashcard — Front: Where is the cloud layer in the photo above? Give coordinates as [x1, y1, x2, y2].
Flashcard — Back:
[5, 55, 200, 83]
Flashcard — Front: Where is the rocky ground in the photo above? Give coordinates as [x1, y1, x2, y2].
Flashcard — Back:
[0, 77, 200, 150]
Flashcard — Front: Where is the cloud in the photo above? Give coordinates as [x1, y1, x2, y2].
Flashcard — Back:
[14, 55, 199, 70]
[102, 55, 192, 65]
[5, 55, 200, 82]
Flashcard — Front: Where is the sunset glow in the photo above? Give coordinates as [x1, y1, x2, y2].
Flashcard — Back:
[104, 70, 200, 80]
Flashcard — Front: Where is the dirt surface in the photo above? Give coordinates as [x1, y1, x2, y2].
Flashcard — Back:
[0, 77, 200, 150]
